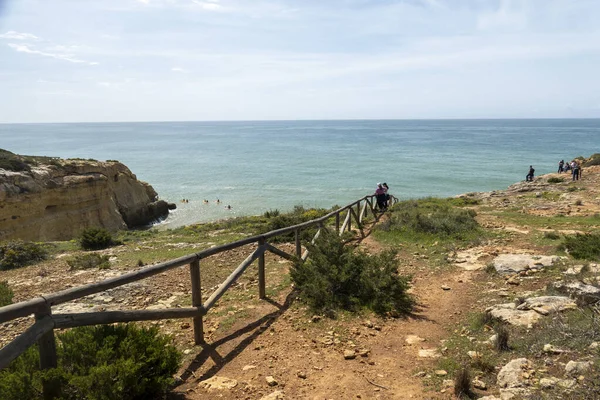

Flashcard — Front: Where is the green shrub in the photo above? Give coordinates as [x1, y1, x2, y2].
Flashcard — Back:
[0, 149, 31, 172]
[547, 177, 564, 183]
[0, 281, 13, 307]
[261, 205, 329, 243]
[0, 324, 181, 400]
[0, 241, 48, 271]
[559, 233, 600, 261]
[66, 253, 111, 270]
[378, 198, 481, 242]
[290, 229, 413, 316]
[80, 227, 117, 250]
[543, 231, 561, 240]
[263, 209, 280, 218]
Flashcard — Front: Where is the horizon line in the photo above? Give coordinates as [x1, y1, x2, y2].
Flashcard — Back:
[2, 117, 600, 125]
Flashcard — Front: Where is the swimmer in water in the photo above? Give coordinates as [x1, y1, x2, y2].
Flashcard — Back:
[226, 205, 232, 210]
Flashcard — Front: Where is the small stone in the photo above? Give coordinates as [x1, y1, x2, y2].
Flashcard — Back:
[418, 348, 441, 358]
[557, 379, 576, 389]
[183, 349, 192, 355]
[590, 342, 599, 349]
[310, 315, 321, 323]
[543, 344, 565, 354]
[199, 376, 238, 390]
[472, 378, 487, 390]
[297, 371, 307, 379]
[565, 361, 592, 377]
[265, 376, 278, 386]
[413, 371, 427, 377]
[259, 390, 285, 400]
[468, 351, 482, 359]
[435, 370, 448, 376]
[357, 349, 370, 357]
[405, 335, 426, 345]
[539, 377, 559, 389]
[180, 322, 190, 330]
[344, 350, 357, 360]
[441, 285, 451, 291]
[242, 365, 257, 371]
[364, 320, 374, 328]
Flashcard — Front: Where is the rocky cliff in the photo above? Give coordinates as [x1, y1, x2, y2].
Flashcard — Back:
[0, 150, 175, 241]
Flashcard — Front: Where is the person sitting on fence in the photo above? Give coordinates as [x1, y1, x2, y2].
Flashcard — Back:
[375, 183, 387, 212]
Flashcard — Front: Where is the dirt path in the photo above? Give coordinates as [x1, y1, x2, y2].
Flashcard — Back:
[173, 226, 481, 399]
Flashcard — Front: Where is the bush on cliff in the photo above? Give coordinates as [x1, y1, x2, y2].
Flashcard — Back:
[583, 153, 600, 167]
[0, 324, 181, 400]
[290, 229, 413, 316]
[261, 205, 330, 243]
[0, 241, 48, 271]
[79, 228, 119, 250]
[0, 281, 13, 307]
[0, 149, 31, 172]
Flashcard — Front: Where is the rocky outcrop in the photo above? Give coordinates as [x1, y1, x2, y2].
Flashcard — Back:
[0, 154, 175, 241]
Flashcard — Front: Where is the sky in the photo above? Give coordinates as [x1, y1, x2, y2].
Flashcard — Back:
[0, 0, 599, 123]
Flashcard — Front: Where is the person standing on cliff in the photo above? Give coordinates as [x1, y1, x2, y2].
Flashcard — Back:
[525, 165, 535, 182]
[382, 183, 390, 208]
[558, 160, 564, 173]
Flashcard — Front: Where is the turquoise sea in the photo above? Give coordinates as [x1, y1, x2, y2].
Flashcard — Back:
[1, 119, 599, 228]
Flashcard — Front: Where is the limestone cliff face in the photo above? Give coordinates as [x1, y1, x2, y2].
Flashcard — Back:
[0, 158, 173, 241]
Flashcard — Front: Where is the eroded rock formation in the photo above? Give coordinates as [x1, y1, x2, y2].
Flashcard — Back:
[0, 152, 174, 241]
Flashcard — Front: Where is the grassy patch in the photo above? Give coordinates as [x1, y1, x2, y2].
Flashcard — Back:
[0, 281, 13, 307]
[547, 177, 565, 184]
[66, 253, 111, 270]
[490, 211, 600, 231]
[375, 197, 484, 246]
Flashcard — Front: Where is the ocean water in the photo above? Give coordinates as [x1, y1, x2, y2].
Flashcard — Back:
[1, 119, 599, 229]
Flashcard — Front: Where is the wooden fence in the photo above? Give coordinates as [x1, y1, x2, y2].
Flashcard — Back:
[0, 193, 396, 392]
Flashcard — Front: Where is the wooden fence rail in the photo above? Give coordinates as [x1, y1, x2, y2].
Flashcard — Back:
[0, 193, 397, 393]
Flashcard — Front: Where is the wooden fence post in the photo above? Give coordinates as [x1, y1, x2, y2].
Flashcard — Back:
[36, 304, 59, 400]
[258, 238, 266, 299]
[347, 209, 352, 232]
[335, 212, 340, 234]
[295, 229, 302, 259]
[189, 259, 204, 344]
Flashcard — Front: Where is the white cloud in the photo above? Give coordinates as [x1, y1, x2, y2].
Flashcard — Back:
[0, 31, 39, 40]
[7, 43, 98, 65]
[477, 0, 528, 31]
[191, 1, 223, 11]
[171, 67, 188, 73]
[137, 0, 150, 4]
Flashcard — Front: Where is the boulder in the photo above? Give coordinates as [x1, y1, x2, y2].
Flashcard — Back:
[552, 281, 600, 305]
[486, 303, 542, 328]
[493, 254, 561, 275]
[497, 358, 532, 388]
[516, 296, 577, 315]
[565, 361, 593, 377]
